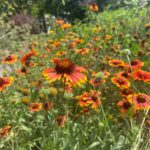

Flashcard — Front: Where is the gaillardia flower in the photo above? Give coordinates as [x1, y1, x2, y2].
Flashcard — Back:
[89, 3, 99, 12]
[115, 71, 132, 79]
[0, 125, 12, 138]
[2, 55, 17, 64]
[117, 99, 132, 114]
[17, 67, 28, 75]
[111, 76, 130, 89]
[0, 77, 14, 92]
[119, 88, 134, 97]
[42, 58, 87, 86]
[78, 90, 101, 110]
[128, 94, 150, 110]
[108, 59, 125, 68]
[28, 102, 43, 112]
[21, 50, 38, 66]
[130, 60, 144, 70]
[133, 70, 150, 84]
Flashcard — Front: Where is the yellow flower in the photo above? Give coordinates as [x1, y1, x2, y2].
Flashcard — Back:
[21, 97, 30, 104]
[49, 87, 58, 96]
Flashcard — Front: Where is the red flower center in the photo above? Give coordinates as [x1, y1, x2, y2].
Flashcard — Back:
[113, 62, 121, 65]
[91, 95, 98, 101]
[121, 89, 133, 95]
[32, 104, 40, 109]
[123, 101, 131, 109]
[122, 72, 129, 78]
[137, 73, 144, 79]
[117, 78, 126, 85]
[137, 96, 146, 103]
[21, 67, 27, 73]
[55, 59, 75, 74]
[131, 60, 139, 66]
[0, 78, 6, 87]
[5, 56, 12, 61]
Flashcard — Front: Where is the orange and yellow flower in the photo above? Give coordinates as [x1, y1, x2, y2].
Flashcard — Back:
[74, 38, 83, 44]
[115, 71, 132, 79]
[108, 59, 125, 68]
[119, 88, 134, 97]
[111, 76, 130, 89]
[144, 23, 150, 29]
[17, 67, 28, 75]
[78, 90, 101, 110]
[55, 19, 64, 25]
[105, 35, 112, 40]
[42, 58, 87, 86]
[127, 94, 150, 110]
[2, 55, 17, 64]
[0, 125, 12, 138]
[21, 50, 38, 66]
[133, 70, 150, 84]
[130, 60, 144, 70]
[61, 23, 71, 30]
[0, 77, 14, 92]
[76, 48, 89, 55]
[117, 99, 132, 114]
[89, 3, 99, 12]
[28, 102, 43, 112]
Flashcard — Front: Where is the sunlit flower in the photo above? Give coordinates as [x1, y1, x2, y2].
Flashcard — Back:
[133, 70, 150, 84]
[119, 88, 134, 97]
[21, 97, 30, 104]
[49, 87, 58, 96]
[108, 59, 125, 67]
[130, 60, 144, 70]
[17, 67, 28, 75]
[42, 58, 87, 86]
[55, 19, 64, 25]
[0, 125, 12, 138]
[111, 76, 130, 89]
[0, 77, 14, 92]
[53, 41, 61, 47]
[78, 90, 101, 110]
[115, 71, 132, 79]
[105, 35, 112, 40]
[74, 38, 82, 44]
[69, 42, 77, 48]
[28, 102, 43, 112]
[56, 115, 67, 127]
[2, 55, 17, 64]
[76, 48, 89, 55]
[144, 23, 150, 29]
[61, 23, 71, 30]
[56, 51, 66, 56]
[117, 99, 132, 113]
[20, 50, 38, 66]
[89, 3, 99, 12]
[128, 94, 150, 110]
